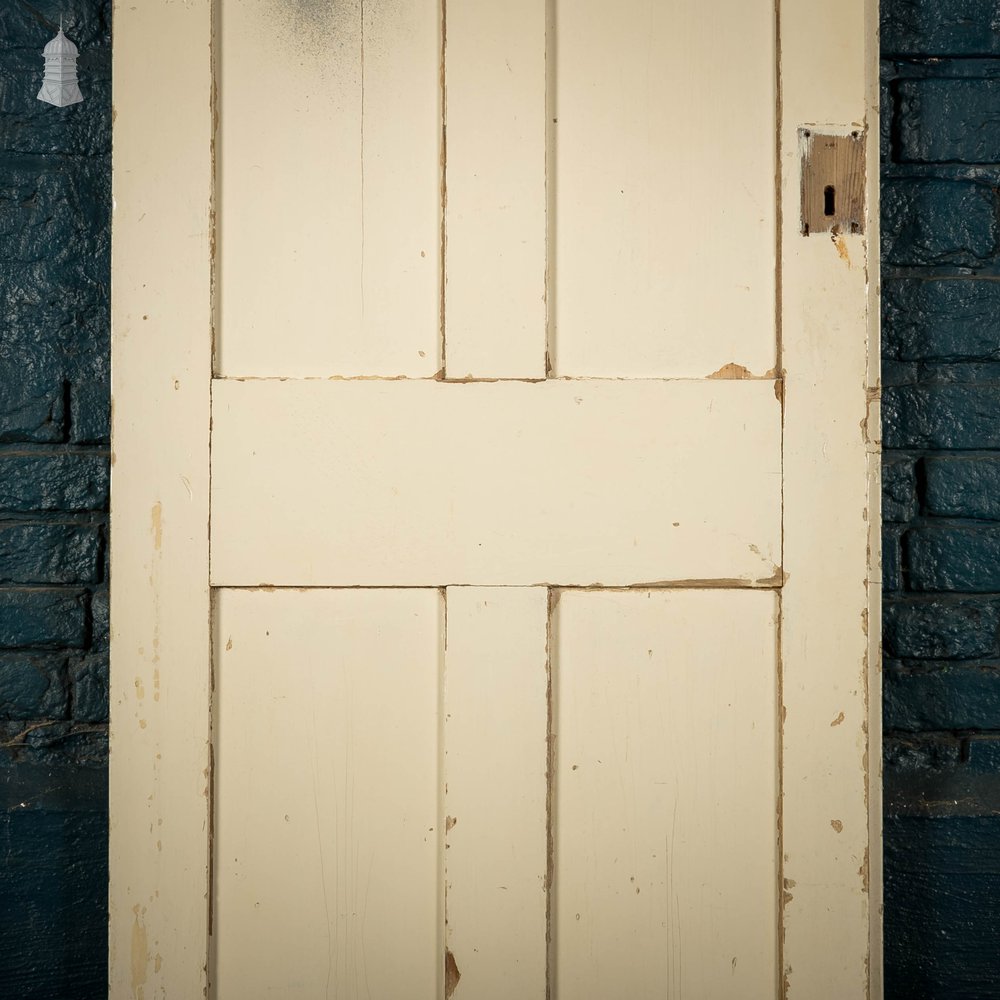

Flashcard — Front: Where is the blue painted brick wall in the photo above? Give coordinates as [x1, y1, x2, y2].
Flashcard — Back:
[0, 2, 110, 997]
[883, 1, 1000, 995]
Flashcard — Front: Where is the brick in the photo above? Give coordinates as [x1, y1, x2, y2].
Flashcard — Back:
[0, 523, 100, 584]
[909, 524, 1000, 591]
[0, 453, 108, 512]
[885, 660, 1000, 731]
[883, 457, 918, 522]
[89, 586, 107, 652]
[884, 597, 1000, 659]
[884, 525, 905, 592]
[0, 655, 67, 720]
[0, 159, 110, 269]
[898, 79, 1000, 164]
[0, 588, 87, 649]
[69, 377, 109, 444]
[70, 654, 107, 724]
[885, 736, 1000, 817]
[925, 456, 1000, 519]
[882, 0, 1000, 57]
[882, 180, 999, 267]
[883, 278, 1000, 362]
[2, 260, 109, 367]
[0, 369, 65, 443]
[883, 384, 1000, 449]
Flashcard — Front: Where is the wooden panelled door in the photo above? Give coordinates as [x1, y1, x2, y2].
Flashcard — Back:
[110, 1, 881, 998]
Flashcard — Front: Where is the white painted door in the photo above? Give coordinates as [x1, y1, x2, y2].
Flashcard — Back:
[110, 2, 881, 998]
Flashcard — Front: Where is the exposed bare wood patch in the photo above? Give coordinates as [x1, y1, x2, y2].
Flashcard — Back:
[444, 949, 461, 998]
[708, 362, 753, 379]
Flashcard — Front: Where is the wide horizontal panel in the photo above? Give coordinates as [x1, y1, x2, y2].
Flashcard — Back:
[212, 588, 443, 1000]
[551, 0, 776, 378]
[552, 589, 779, 998]
[216, 0, 440, 378]
[210, 379, 781, 586]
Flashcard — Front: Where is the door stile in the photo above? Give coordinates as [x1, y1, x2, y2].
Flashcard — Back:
[778, 0, 881, 995]
[109, 1, 214, 997]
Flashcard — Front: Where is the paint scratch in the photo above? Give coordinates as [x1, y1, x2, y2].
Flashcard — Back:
[131, 905, 149, 999]
[151, 502, 163, 551]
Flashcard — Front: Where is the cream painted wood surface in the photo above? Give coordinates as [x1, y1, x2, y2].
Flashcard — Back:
[551, 0, 776, 378]
[780, 0, 881, 995]
[109, 2, 213, 997]
[212, 589, 442, 999]
[112, 0, 880, 996]
[215, 0, 440, 378]
[210, 378, 781, 587]
[444, 0, 547, 379]
[552, 590, 778, 998]
[443, 588, 548, 999]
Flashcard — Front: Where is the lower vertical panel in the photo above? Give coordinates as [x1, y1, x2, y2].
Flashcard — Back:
[551, 589, 779, 999]
[443, 586, 549, 999]
[211, 589, 443, 1000]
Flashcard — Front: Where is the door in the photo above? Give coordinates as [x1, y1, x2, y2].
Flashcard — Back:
[110, 1, 881, 998]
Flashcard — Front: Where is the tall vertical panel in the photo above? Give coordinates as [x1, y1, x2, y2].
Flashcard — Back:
[443, 587, 549, 998]
[779, 0, 880, 992]
[109, 1, 213, 996]
[444, 0, 547, 379]
[552, 590, 778, 999]
[551, 0, 776, 378]
[212, 589, 443, 999]
[216, 0, 440, 377]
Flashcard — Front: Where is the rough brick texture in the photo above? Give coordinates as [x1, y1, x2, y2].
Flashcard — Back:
[883, 0, 1000, 56]
[883, 278, 1000, 362]
[882, 180, 1000, 267]
[898, 79, 1000, 164]
[883, 2, 1000, 992]
[0, 3, 110, 997]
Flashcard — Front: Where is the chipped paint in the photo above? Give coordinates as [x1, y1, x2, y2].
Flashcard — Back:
[131, 905, 149, 998]
[832, 232, 851, 265]
[708, 362, 754, 379]
[830, 711, 845, 727]
[831, 819, 844, 833]
[151, 502, 163, 552]
[444, 949, 462, 999]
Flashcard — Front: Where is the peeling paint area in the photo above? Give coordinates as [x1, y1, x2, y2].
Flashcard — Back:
[444, 948, 461, 998]
[131, 904, 149, 998]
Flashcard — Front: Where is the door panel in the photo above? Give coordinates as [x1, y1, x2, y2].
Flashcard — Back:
[551, 0, 777, 378]
[213, 588, 443, 999]
[444, 0, 547, 380]
[216, 0, 440, 378]
[210, 378, 781, 587]
[443, 587, 549, 1000]
[552, 589, 778, 998]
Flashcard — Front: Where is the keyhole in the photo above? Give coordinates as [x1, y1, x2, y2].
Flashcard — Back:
[824, 185, 836, 217]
